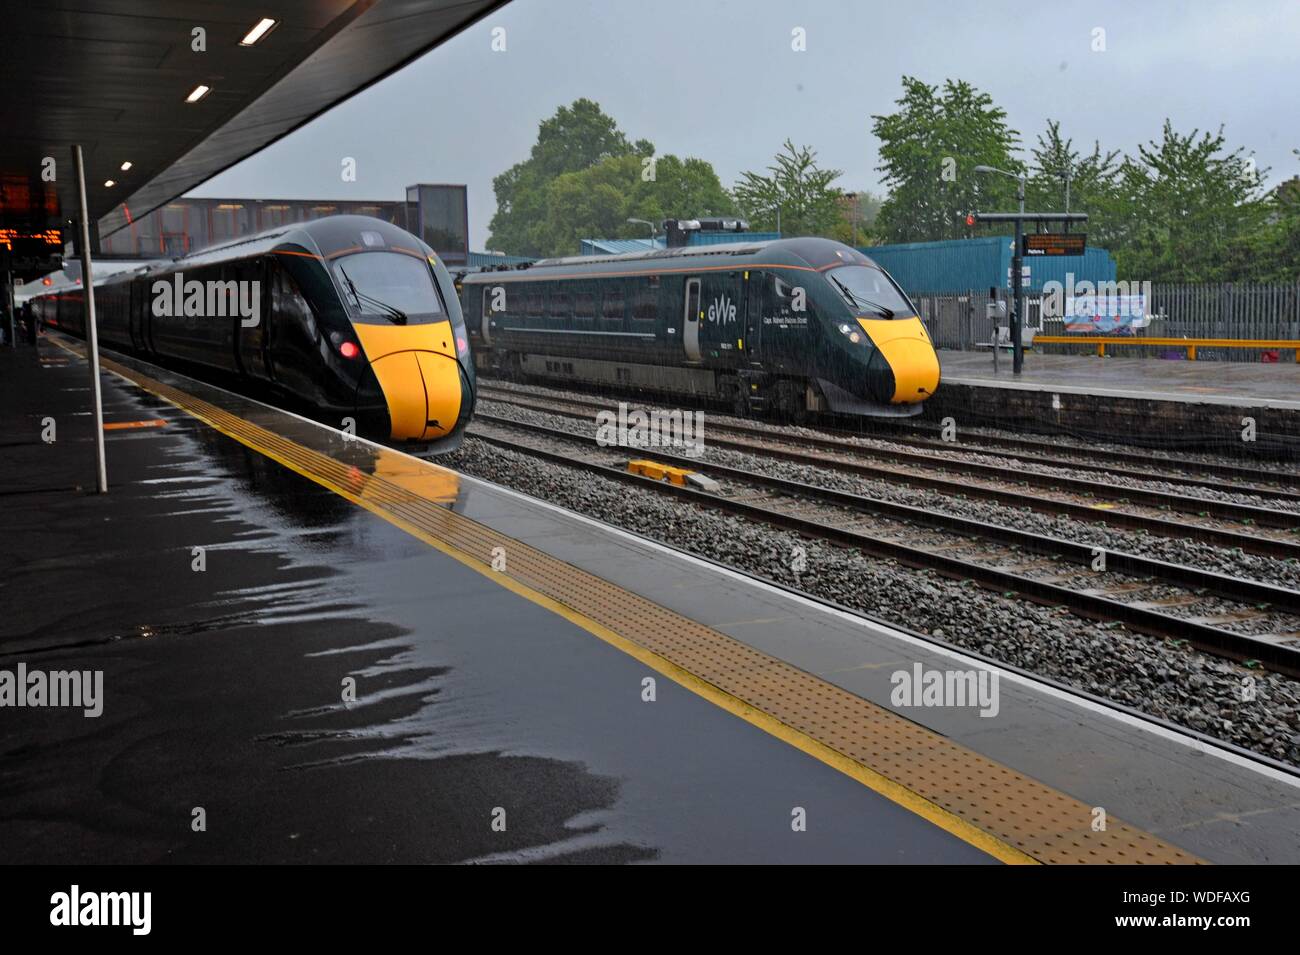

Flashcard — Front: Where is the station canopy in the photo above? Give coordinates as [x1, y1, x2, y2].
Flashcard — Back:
[0, 0, 504, 245]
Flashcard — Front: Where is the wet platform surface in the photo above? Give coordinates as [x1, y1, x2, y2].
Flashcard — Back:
[0, 340, 988, 864]
[4, 336, 1299, 864]
[939, 350, 1300, 409]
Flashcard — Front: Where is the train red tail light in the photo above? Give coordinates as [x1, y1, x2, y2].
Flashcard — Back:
[456, 335, 468, 356]
[339, 340, 360, 360]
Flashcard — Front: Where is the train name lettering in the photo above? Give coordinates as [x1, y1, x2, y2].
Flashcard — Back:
[152, 271, 261, 328]
[706, 294, 737, 325]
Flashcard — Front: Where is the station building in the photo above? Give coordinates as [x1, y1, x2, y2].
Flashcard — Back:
[96, 183, 471, 267]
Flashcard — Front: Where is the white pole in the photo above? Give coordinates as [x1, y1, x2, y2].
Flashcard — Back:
[72, 144, 108, 493]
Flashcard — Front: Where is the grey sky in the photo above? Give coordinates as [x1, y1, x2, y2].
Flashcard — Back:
[195, 0, 1300, 250]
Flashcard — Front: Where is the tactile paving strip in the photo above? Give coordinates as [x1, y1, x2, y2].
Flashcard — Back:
[87, 346, 1201, 865]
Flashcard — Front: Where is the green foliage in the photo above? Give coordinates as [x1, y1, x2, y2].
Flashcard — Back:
[873, 77, 1023, 243]
[733, 140, 844, 237]
[486, 99, 733, 257]
[1103, 121, 1269, 281]
[528, 154, 735, 258]
[1025, 120, 1120, 242]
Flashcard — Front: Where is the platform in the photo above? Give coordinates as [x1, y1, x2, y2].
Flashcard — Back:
[930, 350, 1300, 450]
[3, 335, 1299, 864]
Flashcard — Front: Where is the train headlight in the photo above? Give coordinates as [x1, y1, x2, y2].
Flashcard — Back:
[837, 323, 862, 344]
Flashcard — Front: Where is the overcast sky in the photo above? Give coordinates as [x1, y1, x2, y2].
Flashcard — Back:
[194, 0, 1300, 250]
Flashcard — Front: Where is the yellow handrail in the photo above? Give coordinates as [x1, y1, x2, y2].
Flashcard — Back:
[1033, 336, 1300, 361]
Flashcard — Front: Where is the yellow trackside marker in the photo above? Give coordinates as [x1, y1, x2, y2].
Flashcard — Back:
[628, 460, 693, 485]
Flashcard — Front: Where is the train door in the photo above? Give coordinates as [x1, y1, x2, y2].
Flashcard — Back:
[682, 277, 701, 362]
[480, 284, 493, 347]
[742, 270, 763, 366]
[129, 278, 145, 351]
[697, 270, 744, 362]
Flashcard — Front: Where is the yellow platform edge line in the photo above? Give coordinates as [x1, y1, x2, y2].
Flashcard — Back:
[66, 340, 1037, 864]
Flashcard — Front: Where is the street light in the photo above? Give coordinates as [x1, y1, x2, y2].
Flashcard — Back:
[973, 165, 1028, 375]
[627, 217, 656, 248]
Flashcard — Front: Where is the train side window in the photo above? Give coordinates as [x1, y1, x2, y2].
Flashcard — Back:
[548, 291, 571, 323]
[600, 284, 625, 328]
[631, 285, 657, 331]
[574, 291, 595, 326]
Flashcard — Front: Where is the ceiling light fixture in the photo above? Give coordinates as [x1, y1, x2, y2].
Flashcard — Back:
[120, 161, 132, 171]
[185, 84, 211, 103]
[240, 18, 279, 46]
[104, 180, 116, 188]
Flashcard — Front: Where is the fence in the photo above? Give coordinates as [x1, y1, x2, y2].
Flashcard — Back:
[911, 282, 1300, 362]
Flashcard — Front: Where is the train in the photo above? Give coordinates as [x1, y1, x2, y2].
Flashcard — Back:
[457, 236, 940, 419]
[29, 215, 474, 450]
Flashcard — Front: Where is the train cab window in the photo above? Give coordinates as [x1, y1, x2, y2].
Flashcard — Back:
[332, 251, 445, 325]
[600, 286, 625, 327]
[574, 292, 596, 325]
[547, 292, 571, 322]
[825, 265, 914, 319]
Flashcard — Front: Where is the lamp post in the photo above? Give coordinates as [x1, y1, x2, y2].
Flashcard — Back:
[626, 217, 656, 248]
[973, 164, 1027, 375]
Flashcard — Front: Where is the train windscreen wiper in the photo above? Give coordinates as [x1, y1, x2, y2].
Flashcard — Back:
[829, 274, 894, 318]
[337, 265, 408, 324]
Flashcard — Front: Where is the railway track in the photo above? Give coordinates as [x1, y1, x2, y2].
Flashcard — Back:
[476, 384, 1300, 561]
[477, 377, 1300, 489]
[465, 411, 1300, 679]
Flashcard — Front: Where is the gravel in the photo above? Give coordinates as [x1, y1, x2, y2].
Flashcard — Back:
[476, 396, 1300, 591]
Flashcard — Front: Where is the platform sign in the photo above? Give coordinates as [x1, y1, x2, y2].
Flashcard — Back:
[1022, 233, 1087, 257]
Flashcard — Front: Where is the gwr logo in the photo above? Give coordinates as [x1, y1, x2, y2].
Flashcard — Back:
[706, 293, 737, 325]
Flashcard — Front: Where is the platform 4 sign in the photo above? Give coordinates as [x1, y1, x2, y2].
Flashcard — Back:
[1022, 233, 1087, 256]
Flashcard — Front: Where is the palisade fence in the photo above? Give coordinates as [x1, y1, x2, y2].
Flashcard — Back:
[913, 282, 1300, 362]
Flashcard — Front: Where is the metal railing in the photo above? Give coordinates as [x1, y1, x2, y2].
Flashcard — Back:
[911, 282, 1300, 362]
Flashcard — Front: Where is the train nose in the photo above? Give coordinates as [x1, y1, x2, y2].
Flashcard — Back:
[367, 350, 463, 441]
[351, 322, 465, 441]
[858, 317, 941, 404]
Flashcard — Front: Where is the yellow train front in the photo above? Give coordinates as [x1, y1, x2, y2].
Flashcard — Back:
[31, 215, 475, 451]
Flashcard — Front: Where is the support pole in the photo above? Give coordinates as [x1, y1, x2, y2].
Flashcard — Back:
[73, 144, 108, 493]
[1012, 177, 1025, 376]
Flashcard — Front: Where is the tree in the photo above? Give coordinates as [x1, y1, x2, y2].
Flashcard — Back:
[519, 153, 736, 258]
[1105, 121, 1268, 281]
[486, 99, 734, 257]
[733, 140, 844, 237]
[873, 77, 1023, 243]
[1222, 151, 1300, 282]
[831, 190, 884, 246]
[1025, 120, 1121, 245]
[487, 99, 643, 255]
